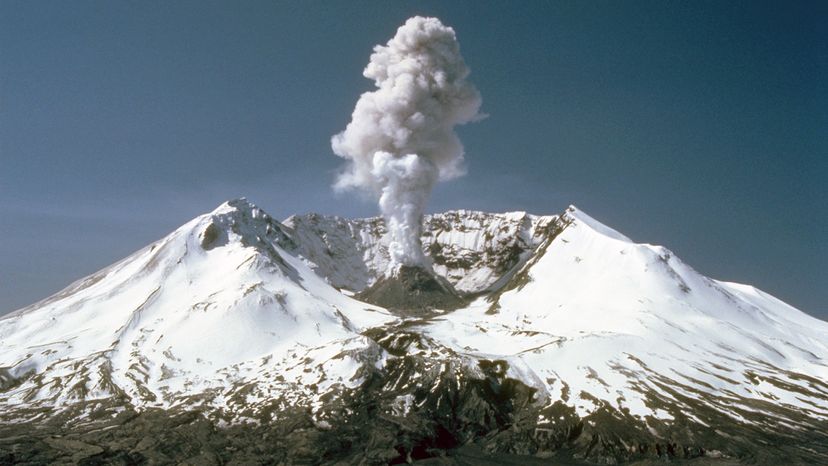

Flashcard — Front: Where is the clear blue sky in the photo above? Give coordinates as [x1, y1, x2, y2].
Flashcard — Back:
[1, 1, 826, 318]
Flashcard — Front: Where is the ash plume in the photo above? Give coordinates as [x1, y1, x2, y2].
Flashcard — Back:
[332, 16, 482, 270]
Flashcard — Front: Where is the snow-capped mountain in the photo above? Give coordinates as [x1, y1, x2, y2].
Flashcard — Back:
[428, 207, 828, 417]
[1, 199, 826, 464]
[0, 200, 393, 413]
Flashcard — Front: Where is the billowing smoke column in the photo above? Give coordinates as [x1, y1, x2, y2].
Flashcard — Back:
[332, 16, 482, 271]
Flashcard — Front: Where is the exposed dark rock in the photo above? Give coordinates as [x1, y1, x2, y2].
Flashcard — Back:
[357, 265, 467, 312]
[2, 321, 826, 464]
[1, 352, 824, 465]
[199, 222, 221, 250]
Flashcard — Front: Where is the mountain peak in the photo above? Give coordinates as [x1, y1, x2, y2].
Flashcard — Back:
[209, 197, 265, 218]
[193, 198, 292, 252]
[564, 204, 632, 242]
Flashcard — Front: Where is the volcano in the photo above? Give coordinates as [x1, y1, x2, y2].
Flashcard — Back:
[1, 200, 826, 464]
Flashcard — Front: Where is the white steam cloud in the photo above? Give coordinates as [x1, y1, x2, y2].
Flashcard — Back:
[332, 16, 482, 269]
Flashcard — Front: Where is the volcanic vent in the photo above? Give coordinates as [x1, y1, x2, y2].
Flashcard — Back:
[326, 16, 484, 314]
[356, 265, 465, 313]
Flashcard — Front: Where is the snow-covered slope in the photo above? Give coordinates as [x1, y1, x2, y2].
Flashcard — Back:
[423, 206, 828, 428]
[1, 199, 827, 463]
[0, 199, 392, 413]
